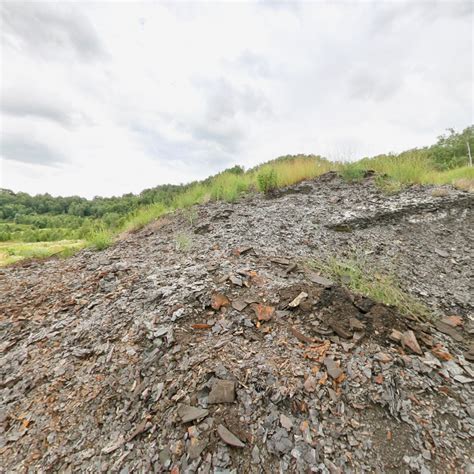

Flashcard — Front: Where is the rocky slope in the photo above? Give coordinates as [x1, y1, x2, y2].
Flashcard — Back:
[1, 173, 473, 473]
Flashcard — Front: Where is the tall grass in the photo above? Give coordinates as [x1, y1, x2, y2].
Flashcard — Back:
[121, 203, 168, 232]
[87, 229, 113, 250]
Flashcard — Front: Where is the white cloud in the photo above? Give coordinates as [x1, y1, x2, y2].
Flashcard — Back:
[0, 0, 472, 197]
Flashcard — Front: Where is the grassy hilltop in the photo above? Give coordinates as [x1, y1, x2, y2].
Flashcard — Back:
[1, 125, 472, 266]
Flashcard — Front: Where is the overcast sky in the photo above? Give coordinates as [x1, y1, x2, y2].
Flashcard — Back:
[1, 1, 472, 198]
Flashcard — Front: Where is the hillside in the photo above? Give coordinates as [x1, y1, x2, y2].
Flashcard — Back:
[1, 126, 473, 266]
[1, 172, 473, 472]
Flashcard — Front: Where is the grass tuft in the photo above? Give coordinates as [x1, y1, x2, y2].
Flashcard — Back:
[122, 203, 167, 232]
[175, 232, 192, 252]
[308, 255, 429, 319]
[87, 229, 113, 250]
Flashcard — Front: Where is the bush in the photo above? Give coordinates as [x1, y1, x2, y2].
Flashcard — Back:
[339, 164, 365, 182]
[257, 168, 278, 193]
[87, 230, 113, 250]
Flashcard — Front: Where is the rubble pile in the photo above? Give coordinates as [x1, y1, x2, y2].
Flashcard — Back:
[1, 173, 473, 472]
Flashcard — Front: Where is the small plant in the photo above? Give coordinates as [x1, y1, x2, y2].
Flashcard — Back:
[257, 168, 278, 193]
[374, 175, 403, 194]
[308, 255, 429, 319]
[88, 230, 113, 250]
[430, 187, 449, 197]
[185, 208, 198, 226]
[175, 232, 191, 252]
[339, 164, 365, 183]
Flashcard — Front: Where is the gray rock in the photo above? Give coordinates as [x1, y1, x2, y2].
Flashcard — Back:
[208, 380, 236, 404]
[178, 405, 209, 423]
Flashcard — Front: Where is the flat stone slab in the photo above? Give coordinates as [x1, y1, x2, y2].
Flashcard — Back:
[208, 380, 236, 404]
[178, 405, 209, 423]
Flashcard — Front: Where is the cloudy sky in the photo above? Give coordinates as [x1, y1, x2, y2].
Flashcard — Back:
[0, 1, 472, 198]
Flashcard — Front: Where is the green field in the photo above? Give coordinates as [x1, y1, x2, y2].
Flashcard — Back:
[0, 240, 85, 267]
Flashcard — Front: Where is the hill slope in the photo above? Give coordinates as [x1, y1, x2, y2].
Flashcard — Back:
[1, 173, 473, 472]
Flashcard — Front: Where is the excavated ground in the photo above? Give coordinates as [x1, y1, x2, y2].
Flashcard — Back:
[1, 173, 473, 473]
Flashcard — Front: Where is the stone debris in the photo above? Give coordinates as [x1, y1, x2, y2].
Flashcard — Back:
[0, 173, 472, 473]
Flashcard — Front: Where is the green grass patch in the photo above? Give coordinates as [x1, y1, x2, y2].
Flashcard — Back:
[308, 255, 429, 319]
[121, 203, 168, 232]
[0, 240, 85, 266]
[87, 229, 113, 250]
[339, 163, 365, 183]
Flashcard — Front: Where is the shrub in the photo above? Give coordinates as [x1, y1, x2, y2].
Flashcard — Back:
[257, 168, 278, 193]
[87, 229, 113, 250]
[339, 164, 365, 182]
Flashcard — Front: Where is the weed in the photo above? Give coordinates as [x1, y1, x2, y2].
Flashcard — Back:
[430, 187, 449, 197]
[87, 230, 113, 250]
[374, 175, 403, 194]
[185, 208, 198, 226]
[175, 232, 192, 252]
[308, 255, 429, 318]
[257, 168, 278, 193]
[339, 164, 365, 182]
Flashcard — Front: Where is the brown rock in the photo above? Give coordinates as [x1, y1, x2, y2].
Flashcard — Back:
[288, 292, 308, 308]
[401, 330, 423, 355]
[253, 304, 274, 321]
[217, 424, 245, 448]
[329, 322, 352, 339]
[389, 329, 402, 342]
[349, 318, 365, 331]
[304, 375, 317, 393]
[435, 321, 464, 342]
[307, 273, 334, 288]
[211, 293, 230, 310]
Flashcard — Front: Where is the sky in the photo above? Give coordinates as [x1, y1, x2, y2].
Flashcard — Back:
[0, 1, 472, 198]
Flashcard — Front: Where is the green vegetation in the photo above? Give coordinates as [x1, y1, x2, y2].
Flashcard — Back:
[257, 168, 279, 193]
[0, 125, 472, 265]
[87, 229, 113, 250]
[0, 240, 85, 266]
[308, 255, 429, 319]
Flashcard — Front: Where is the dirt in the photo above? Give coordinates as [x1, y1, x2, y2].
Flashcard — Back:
[0, 173, 473, 473]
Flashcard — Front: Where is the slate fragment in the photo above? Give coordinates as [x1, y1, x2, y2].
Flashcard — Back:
[435, 321, 463, 342]
[401, 330, 423, 355]
[208, 380, 236, 404]
[324, 357, 343, 379]
[178, 405, 209, 423]
[217, 424, 245, 448]
[231, 298, 248, 311]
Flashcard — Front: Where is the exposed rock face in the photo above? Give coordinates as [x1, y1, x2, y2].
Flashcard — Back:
[0, 174, 473, 473]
